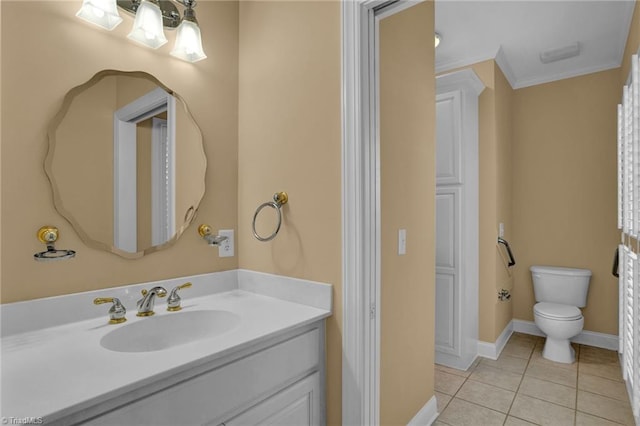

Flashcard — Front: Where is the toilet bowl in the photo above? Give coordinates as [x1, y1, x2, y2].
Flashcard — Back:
[530, 266, 591, 364]
[533, 302, 584, 363]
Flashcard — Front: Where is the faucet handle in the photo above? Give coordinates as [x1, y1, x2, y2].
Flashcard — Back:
[94, 297, 127, 324]
[167, 282, 192, 312]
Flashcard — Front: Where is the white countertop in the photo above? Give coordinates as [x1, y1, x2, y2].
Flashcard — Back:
[0, 271, 332, 423]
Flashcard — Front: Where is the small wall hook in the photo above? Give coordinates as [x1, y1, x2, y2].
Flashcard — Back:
[198, 224, 228, 246]
[34, 226, 76, 261]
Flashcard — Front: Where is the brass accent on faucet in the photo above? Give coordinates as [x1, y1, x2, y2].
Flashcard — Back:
[167, 282, 192, 312]
[94, 297, 127, 324]
[136, 286, 167, 317]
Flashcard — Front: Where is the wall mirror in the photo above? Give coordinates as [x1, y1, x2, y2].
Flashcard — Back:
[45, 70, 206, 259]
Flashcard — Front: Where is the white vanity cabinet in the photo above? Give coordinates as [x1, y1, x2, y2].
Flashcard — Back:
[222, 372, 320, 426]
[79, 323, 325, 426]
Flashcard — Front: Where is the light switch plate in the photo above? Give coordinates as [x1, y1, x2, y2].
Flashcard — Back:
[398, 229, 406, 255]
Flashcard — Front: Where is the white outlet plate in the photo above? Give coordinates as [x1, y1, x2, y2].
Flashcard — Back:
[218, 229, 234, 257]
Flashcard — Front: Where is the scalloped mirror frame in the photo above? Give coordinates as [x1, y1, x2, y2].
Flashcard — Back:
[45, 70, 206, 259]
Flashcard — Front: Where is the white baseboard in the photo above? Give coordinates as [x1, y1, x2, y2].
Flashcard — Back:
[512, 319, 619, 351]
[407, 395, 438, 426]
[478, 322, 514, 360]
[476, 320, 618, 361]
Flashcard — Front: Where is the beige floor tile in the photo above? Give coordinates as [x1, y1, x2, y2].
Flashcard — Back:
[480, 353, 529, 375]
[576, 411, 627, 426]
[510, 332, 543, 344]
[438, 398, 506, 426]
[467, 356, 481, 371]
[468, 363, 523, 391]
[456, 379, 515, 413]
[509, 394, 575, 426]
[579, 358, 624, 382]
[435, 391, 452, 413]
[435, 370, 466, 396]
[504, 416, 538, 426]
[578, 372, 629, 401]
[577, 390, 636, 425]
[434, 421, 452, 426]
[436, 363, 472, 378]
[518, 376, 576, 408]
[525, 361, 577, 388]
[579, 345, 619, 363]
[502, 340, 536, 359]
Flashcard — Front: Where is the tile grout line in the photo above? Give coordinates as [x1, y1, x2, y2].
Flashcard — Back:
[502, 340, 536, 425]
[575, 344, 581, 426]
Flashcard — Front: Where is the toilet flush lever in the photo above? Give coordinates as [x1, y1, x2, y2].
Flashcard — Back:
[498, 237, 516, 267]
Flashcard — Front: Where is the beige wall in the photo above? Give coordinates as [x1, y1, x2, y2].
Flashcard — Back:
[0, 1, 239, 302]
[236, 2, 342, 424]
[445, 60, 514, 342]
[512, 69, 621, 334]
[494, 65, 514, 338]
[379, 2, 435, 424]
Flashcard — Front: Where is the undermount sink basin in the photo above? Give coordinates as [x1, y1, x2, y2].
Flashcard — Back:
[100, 310, 241, 353]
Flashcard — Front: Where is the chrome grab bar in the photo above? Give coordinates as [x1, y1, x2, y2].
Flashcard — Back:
[497, 237, 516, 267]
[612, 247, 619, 278]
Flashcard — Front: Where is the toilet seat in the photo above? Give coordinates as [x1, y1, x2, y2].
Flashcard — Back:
[534, 302, 582, 321]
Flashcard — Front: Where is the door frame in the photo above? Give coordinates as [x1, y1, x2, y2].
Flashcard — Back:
[113, 87, 175, 252]
[341, 1, 425, 424]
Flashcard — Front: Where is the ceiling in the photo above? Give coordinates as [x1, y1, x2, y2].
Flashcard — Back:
[435, 0, 636, 89]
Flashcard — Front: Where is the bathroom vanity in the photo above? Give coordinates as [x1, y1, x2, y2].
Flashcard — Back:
[0, 270, 332, 426]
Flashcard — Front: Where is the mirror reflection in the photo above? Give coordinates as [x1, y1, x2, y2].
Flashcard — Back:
[46, 70, 206, 258]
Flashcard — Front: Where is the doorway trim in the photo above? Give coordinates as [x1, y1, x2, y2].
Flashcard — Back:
[341, 1, 425, 424]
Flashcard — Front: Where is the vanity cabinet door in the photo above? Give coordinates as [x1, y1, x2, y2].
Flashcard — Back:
[220, 372, 320, 426]
[82, 328, 320, 426]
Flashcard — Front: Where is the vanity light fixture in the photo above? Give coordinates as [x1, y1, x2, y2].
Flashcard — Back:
[170, 1, 206, 62]
[76, 0, 123, 30]
[127, 0, 168, 49]
[75, 0, 207, 63]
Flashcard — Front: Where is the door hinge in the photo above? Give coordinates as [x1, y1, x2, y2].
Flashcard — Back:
[370, 303, 376, 320]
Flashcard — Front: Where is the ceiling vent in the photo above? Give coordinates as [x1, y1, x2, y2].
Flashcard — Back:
[539, 42, 581, 64]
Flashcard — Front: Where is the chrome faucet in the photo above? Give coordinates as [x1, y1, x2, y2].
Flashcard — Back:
[136, 286, 167, 317]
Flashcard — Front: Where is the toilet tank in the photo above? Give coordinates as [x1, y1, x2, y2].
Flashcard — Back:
[530, 265, 592, 307]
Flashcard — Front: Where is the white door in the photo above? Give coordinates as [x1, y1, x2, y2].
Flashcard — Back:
[435, 70, 483, 370]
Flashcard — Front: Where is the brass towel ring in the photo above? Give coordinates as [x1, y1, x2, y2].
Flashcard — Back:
[252, 192, 288, 242]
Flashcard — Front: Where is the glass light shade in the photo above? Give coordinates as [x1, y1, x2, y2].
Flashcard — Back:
[127, 0, 168, 49]
[76, 0, 123, 31]
[170, 20, 207, 63]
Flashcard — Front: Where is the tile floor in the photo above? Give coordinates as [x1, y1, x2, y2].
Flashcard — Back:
[434, 333, 636, 426]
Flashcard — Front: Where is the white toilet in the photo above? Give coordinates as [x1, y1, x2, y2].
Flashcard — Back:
[530, 265, 592, 364]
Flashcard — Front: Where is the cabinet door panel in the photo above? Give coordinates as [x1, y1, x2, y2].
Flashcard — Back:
[222, 373, 320, 426]
[436, 91, 462, 185]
